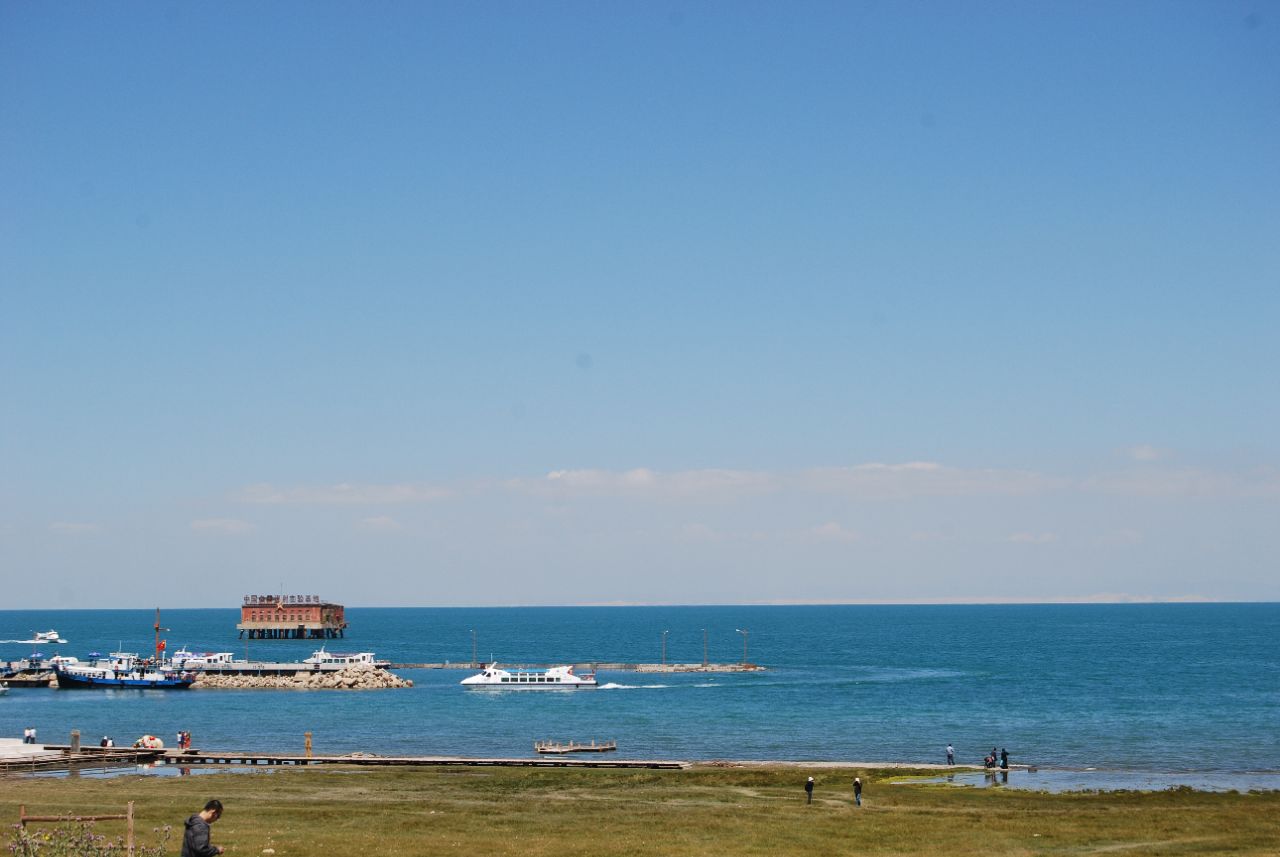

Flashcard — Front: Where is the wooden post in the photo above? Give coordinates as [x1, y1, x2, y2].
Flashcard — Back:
[126, 801, 134, 857]
[305, 731, 312, 758]
[70, 729, 81, 754]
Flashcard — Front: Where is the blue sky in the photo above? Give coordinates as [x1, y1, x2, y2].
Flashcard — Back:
[2, 2, 1277, 608]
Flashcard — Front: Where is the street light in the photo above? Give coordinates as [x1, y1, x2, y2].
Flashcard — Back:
[470, 629, 477, 667]
[701, 628, 708, 668]
[661, 630, 669, 667]
[735, 628, 749, 665]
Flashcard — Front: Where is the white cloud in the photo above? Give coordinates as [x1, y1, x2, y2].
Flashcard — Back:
[238, 482, 451, 505]
[358, 516, 403, 532]
[232, 461, 1280, 515]
[1080, 466, 1280, 499]
[1126, 444, 1169, 462]
[794, 463, 1053, 498]
[1006, 532, 1059, 544]
[525, 467, 776, 499]
[808, 521, 862, 542]
[191, 518, 255, 534]
[679, 522, 723, 541]
[48, 521, 102, 535]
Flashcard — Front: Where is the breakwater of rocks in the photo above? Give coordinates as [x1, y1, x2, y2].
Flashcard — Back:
[191, 666, 413, 690]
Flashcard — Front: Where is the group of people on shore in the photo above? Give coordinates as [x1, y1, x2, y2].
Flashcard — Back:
[804, 775, 863, 806]
[21, 726, 37, 744]
[944, 743, 1010, 769]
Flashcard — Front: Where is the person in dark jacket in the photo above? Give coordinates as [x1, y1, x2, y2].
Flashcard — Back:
[181, 799, 224, 857]
[853, 776, 863, 807]
[804, 776, 814, 803]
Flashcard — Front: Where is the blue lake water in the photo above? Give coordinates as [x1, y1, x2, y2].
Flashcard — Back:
[2, 604, 1277, 787]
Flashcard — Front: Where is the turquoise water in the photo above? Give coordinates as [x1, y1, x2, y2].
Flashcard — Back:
[2, 604, 1277, 782]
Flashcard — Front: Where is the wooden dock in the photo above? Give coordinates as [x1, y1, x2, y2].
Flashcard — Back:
[157, 750, 683, 769]
[0, 745, 165, 773]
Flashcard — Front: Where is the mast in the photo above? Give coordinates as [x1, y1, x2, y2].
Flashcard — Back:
[154, 607, 169, 662]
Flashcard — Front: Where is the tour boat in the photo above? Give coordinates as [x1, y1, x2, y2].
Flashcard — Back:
[54, 652, 195, 689]
[303, 647, 388, 668]
[461, 663, 598, 689]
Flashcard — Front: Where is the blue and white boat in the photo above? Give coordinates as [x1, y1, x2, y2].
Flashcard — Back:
[54, 652, 194, 689]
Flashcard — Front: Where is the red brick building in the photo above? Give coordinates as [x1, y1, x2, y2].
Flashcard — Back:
[237, 594, 348, 639]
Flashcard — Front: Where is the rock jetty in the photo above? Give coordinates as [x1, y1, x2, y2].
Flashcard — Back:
[191, 666, 413, 690]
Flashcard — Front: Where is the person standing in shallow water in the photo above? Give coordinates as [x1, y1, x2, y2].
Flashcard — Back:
[804, 776, 814, 804]
[181, 799, 225, 857]
[853, 777, 863, 806]
[1000, 748, 1009, 770]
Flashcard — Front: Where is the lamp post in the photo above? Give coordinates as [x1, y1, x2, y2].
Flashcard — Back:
[735, 628, 749, 665]
[661, 630, 669, 667]
[701, 628, 708, 668]
[470, 629, 477, 668]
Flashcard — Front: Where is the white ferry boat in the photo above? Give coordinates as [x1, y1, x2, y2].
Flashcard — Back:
[461, 663, 598, 690]
[303, 647, 388, 669]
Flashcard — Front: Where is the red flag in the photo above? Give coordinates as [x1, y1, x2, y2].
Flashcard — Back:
[158, 640, 167, 651]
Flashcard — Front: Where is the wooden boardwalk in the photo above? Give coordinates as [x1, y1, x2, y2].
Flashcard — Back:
[0, 746, 165, 773]
[160, 750, 685, 769]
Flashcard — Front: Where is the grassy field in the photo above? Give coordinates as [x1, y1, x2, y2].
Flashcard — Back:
[3, 765, 1278, 856]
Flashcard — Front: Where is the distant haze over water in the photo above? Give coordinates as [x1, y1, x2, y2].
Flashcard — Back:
[2, 604, 1276, 780]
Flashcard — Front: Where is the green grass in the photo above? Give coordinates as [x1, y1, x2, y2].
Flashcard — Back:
[3, 765, 1277, 856]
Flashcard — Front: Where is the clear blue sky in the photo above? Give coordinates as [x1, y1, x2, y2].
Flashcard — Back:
[2, 2, 1277, 608]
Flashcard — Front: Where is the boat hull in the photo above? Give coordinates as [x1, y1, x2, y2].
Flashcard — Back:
[54, 671, 194, 690]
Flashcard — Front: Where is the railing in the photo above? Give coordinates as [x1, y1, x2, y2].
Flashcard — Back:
[19, 801, 135, 856]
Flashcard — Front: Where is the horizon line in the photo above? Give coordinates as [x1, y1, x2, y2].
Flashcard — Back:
[3, 597, 1277, 612]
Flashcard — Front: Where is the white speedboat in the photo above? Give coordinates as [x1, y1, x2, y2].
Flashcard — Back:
[303, 647, 388, 668]
[461, 663, 598, 689]
[16, 630, 67, 644]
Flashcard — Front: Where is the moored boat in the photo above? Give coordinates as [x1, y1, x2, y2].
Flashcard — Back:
[170, 649, 238, 669]
[303, 647, 388, 669]
[54, 652, 195, 689]
[461, 663, 598, 689]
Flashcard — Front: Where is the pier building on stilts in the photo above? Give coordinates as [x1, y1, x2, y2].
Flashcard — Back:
[236, 595, 348, 640]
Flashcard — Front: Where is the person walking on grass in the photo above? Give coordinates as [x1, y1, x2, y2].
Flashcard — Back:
[181, 799, 225, 857]
[853, 777, 863, 807]
[805, 776, 814, 804]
